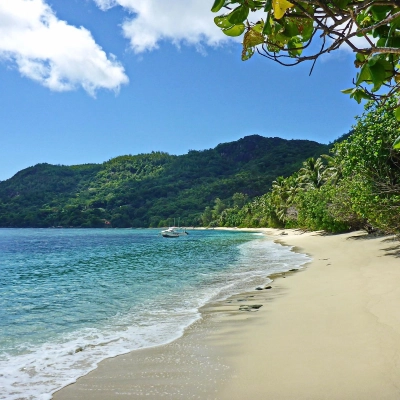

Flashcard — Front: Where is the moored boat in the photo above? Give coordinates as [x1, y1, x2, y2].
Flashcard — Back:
[161, 219, 189, 238]
[161, 227, 179, 238]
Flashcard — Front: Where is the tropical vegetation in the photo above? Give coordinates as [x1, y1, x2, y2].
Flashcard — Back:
[204, 99, 400, 234]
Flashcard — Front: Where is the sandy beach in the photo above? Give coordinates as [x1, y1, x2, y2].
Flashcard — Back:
[53, 229, 400, 400]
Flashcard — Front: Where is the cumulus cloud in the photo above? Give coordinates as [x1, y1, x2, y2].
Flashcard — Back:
[93, 0, 233, 53]
[0, 0, 128, 95]
[94, 0, 372, 62]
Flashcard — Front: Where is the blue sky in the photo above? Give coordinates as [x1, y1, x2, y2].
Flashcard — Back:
[0, 0, 363, 181]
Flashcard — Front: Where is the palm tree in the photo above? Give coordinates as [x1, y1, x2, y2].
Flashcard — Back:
[271, 176, 294, 222]
[298, 157, 326, 189]
[321, 153, 343, 185]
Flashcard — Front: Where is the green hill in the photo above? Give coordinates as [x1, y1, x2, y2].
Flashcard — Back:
[0, 135, 328, 227]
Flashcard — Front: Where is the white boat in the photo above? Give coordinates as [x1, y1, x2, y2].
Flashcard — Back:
[161, 219, 189, 238]
[161, 227, 179, 238]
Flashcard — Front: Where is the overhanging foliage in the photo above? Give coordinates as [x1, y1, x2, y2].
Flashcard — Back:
[211, 0, 400, 119]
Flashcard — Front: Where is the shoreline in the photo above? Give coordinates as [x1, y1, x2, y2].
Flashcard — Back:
[53, 228, 400, 399]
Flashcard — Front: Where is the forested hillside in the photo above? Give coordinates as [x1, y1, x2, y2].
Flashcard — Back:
[0, 135, 327, 228]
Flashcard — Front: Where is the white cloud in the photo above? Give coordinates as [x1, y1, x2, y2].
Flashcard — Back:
[94, 0, 374, 63]
[0, 0, 128, 95]
[93, 0, 233, 53]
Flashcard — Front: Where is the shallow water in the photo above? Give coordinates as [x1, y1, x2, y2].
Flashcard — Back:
[0, 228, 310, 399]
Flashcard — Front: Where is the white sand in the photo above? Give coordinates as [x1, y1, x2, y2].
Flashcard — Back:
[53, 229, 400, 399]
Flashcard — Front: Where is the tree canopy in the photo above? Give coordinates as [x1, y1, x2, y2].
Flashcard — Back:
[0, 136, 326, 228]
[211, 0, 400, 140]
[204, 99, 400, 234]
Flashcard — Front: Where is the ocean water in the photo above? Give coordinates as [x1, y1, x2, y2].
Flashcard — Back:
[0, 228, 310, 400]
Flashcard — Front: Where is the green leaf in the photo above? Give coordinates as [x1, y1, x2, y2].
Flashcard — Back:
[370, 5, 390, 21]
[227, 5, 249, 24]
[283, 18, 299, 37]
[393, 135, 400, 149]
[356, 53, 366, 63]
[332, 0, 350, 8]
[369, 62, 386, 92]
[376, 37, 386, 47]
[356, 64, 371, 85]
[341, 88, 354, 94]
[247, 0, 264, 9]
[262, 13, 272, 35]
[214, 15, 234, 29]
[301, 19, 314, 41]
[264, 0, 272, 12]
[391, 14, 400, 28]
[351, 89, 372, 104]
[371, 25, 389, 39]
[252, 20, 264, 33]
[367, 55, 380, 67]
[211, 0, 225, 12]
[395, 107, 400, 121]
[252, 1, 265, 8]
[287, 37, 303, 56]
[272, 20, 284, 34]
[387, 37, 400, 49]
[223, 23, 246, 37]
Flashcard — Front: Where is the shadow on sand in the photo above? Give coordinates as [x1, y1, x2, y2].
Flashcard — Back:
[346, 232, 400, 258]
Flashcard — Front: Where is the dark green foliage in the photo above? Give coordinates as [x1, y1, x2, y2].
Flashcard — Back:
[295, 185, 352, 232]
[331, 100, 400, 233]
[0, 136, 327, 228]
[0, 163, 101, 228]
[206, 101, 400, 234]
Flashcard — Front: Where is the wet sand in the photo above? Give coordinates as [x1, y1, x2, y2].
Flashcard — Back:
[53, 229, 400, 399]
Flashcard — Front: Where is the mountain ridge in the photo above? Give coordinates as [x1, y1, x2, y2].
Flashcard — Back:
[0, 135, 329, 227]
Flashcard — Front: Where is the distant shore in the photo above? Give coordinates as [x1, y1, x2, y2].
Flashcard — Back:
[53, 228, 400, 400]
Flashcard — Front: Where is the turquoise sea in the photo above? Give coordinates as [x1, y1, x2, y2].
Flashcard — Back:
[0, 228, 310, 400]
